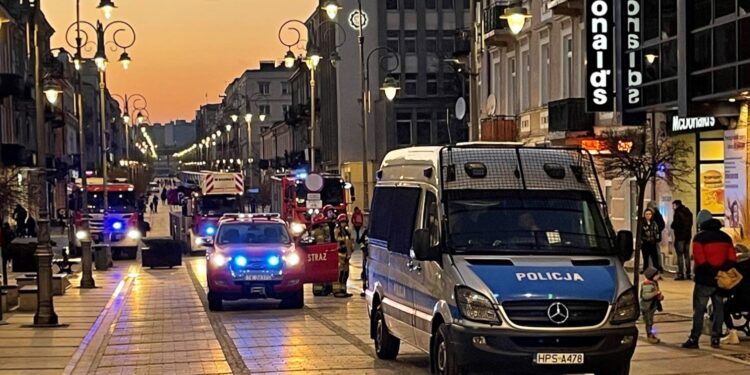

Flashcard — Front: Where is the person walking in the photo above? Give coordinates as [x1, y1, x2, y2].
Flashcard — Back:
[682, 218, 737, 349]
[351, 207, 364, 242]
[640, 266, 664, 344]
[160, 188, 168, 206]
[647, 201, 666, 270]
[152, 195, 159, 214]
[641, 209, 662, 273]
[672, 200, 694, 280]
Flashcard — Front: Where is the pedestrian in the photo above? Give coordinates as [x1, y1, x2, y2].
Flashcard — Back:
[351, 207, 364, 242]
[682, 218, 737, 349]
[160, 188, 168, 206]
[671, 200, 694, 280]
[13, 204, 27, 237]
[333, 214, 353, 298]
[152, 195, 159, 214]
[640, 266, 664, 344]
[641, 209, 662, 273]
[359, 228, 369, 297]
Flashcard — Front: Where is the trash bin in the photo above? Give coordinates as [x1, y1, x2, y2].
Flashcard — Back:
[93, 244, 109, 271]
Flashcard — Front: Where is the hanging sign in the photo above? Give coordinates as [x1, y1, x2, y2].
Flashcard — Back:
[622, 0, 642, 109]
[586, 0, 614, 112]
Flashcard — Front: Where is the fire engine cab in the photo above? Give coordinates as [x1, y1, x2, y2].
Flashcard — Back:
[170, 171, 245, 254]
[71, 178, 141, 259]
[205, 213, 339, 310]
[270, 171, 351, 230]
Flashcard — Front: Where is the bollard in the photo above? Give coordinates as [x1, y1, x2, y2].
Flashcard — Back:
[93, 245, 109, 271]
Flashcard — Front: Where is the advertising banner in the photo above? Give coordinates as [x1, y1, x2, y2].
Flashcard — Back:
[621, 0, 642, 110]
[724, 128, 747, 240]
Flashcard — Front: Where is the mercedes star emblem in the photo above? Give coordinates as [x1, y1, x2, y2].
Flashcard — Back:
[547, 302, 570, 325]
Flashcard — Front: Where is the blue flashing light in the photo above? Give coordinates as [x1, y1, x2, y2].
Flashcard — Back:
[205, 226, 216, 235]
[112, 221, 123, 231]
[234, 255, 248, 267]
[268, 255, 280, 267]
[296, 172, 308, 180]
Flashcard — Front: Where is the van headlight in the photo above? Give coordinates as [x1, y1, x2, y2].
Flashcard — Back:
[211, 253, 230, 267]
[611, 288, 639, 324]
[284, 252, 301, 266]
[127, 229, 141, 240]
[455, 286, 501, 325]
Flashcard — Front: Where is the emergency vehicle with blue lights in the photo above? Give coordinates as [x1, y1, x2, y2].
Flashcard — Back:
[205, 213, 339, 310]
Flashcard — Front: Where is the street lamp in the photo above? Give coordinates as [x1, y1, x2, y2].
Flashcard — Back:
[97, 0, 116, 20]
[381, 76, 400, 101]
[118, 51, 131, 70]
[500, 6, 531, 35]
[43, 81, 62, 105]
[112, 94, 147, 182]
[322, 0, 342, 20]
[136, 111, 145, 124]
[230, 114, 239, 123]
[244, 113, 252, 123]
[283, 50, 296, 69]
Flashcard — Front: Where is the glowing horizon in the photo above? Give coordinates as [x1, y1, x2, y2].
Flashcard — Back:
[43, 0, 316, 124]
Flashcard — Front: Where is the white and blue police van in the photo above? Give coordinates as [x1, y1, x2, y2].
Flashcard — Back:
[365, 143, 638, 375]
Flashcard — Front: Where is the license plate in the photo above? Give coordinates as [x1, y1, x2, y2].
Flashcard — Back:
[244, 274, 273, 281]
[535, 353, 584, 365]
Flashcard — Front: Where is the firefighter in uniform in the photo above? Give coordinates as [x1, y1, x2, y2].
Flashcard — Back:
[333, 213, 353, 298]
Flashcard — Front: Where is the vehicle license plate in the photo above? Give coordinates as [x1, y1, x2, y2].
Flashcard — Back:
[535, 353, 584, 365]
[244, 274, 273, 281]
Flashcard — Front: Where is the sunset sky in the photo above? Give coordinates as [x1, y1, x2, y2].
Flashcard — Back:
[42, 0, 316, 124]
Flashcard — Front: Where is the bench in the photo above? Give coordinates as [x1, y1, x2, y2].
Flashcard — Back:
[16, 274, 69, 296]
[15, 275, 36, 288]
[18, 285, 37, 312]
[0, 286, 18, 310]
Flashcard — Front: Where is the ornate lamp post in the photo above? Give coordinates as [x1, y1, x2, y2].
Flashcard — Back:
[112, 93, 147, 180]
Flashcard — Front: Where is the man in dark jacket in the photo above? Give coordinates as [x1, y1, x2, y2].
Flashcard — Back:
[671, 200, 694, 280]
[682, 219, 737, 349]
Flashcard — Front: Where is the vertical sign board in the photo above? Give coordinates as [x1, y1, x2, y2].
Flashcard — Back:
[622, 0, 642, 111]
[586, 0, 615, 112]
[724, 128, 747, 242]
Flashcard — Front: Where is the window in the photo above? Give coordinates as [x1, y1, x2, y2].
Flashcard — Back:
[369, 188, 393, 241]
[521, 50, 530, 111]
[540, 43, 550, 105]
[396, 112, 412, 144]
[387, 31, 400, 53]
[714, 23, 736, 66]
[741, 17, 750, 61]
[441, 35, 454, 54]
[692, 30, 711, 71]
[404, 0, 415, 9]
[404, 30, 417, 53]
[463, 0, 470, 9]
[661, 0, 677, 37]
[386, 0, 398, 10]
[427, 73, 438, 95]
[405, 73, 418, 95]
[562, 34, 573, 98]
[436, 119, 450, 144]
[691, 0, 711, 29]
[426, 0, 436, 9]
[259, 105, 271, 116]
[715, 1, 735, 19]
[282, 105, 291, 115]
[660, 40, 677, 78]
[442, 0, 453, 10]
[425, 31, 438, 53]
[643, 0, 659, 41]
[281, 82, 289, 95]
[423, 192, 440, 246]
[259, 82, 270, 95]
[217, 223, 291, 245]
[388, 188, 422, 254]
[416, 113, 431, 145]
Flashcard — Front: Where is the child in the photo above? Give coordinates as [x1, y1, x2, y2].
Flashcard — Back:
[640, 267, 664, 344]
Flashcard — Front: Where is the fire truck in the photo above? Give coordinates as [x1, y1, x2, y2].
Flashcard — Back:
[170, 171, 245, 254]
[269, 172, 352, 295]
[71, 178, 142, 259]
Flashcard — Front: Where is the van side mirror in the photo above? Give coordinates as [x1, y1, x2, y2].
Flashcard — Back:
[616, 230, 634, 262]
[412, 229, 439, 262]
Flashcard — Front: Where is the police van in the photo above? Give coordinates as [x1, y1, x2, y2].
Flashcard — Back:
[365, 144, 638, 375]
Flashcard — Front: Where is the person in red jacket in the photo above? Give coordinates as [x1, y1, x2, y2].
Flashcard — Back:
[682, 218, 737, 349]
[351, 207, 364, 242]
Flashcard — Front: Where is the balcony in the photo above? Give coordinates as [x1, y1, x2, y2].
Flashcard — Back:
[482, 3, 515, 47]
[547, 0, 584, 16]
[548, 98, 595, 133]
[480, 116, 517, 141]
[0, 73, 24, 98]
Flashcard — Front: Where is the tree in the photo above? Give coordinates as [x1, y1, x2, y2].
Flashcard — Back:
[600, 126, 694, 289]
[0, 168, 29, 286]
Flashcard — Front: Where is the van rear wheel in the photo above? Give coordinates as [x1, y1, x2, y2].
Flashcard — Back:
[432, 324, 462, 375]
[373, 304, 400, 359]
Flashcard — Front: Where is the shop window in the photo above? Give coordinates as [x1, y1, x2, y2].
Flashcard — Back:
[661, 40, 677, 79]
[714, 23, 737, 66]
[404, 31, 417, 53]
[661, 0, 677, 37]
[741, 63, 750, 89]
[643, 84, 660, 106]
[692, 30, 712, 71]
[426, 0, 436, 9]
[714, 67, 737, 94]
[404, 0, 415, 10]
[715, 1, 735, 19]
[643, 0, 659, 41]
[386, 0, 398, 10]
[661, 79, 678, 103]
[699, 140, 724, 161]
[691, 0, 712, 29]
[740, 17, 750, 61]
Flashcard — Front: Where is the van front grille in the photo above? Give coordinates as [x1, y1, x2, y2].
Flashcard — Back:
[502, 300, 609, 328]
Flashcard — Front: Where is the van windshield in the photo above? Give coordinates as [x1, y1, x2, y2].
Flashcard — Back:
[446, 190, 613, 255]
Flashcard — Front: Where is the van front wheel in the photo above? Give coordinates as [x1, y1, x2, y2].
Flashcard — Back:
[432, 324, 462, 375]
[373, 305, 400, 359]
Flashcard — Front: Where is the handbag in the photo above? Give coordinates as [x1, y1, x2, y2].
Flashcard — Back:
[716, 268, 743, 290]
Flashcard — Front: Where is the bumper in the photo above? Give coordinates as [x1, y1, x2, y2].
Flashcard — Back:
[207, 268, 303, 297]
[447, 324, 637, 373]
[89, 231, 140, 247]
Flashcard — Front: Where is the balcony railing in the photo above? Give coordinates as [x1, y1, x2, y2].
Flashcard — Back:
[482, 3, 514, 47]
[548, 98, 594, 132]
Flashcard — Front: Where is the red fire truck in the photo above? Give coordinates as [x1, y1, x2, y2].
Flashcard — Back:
[170, 171, 245, 254]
